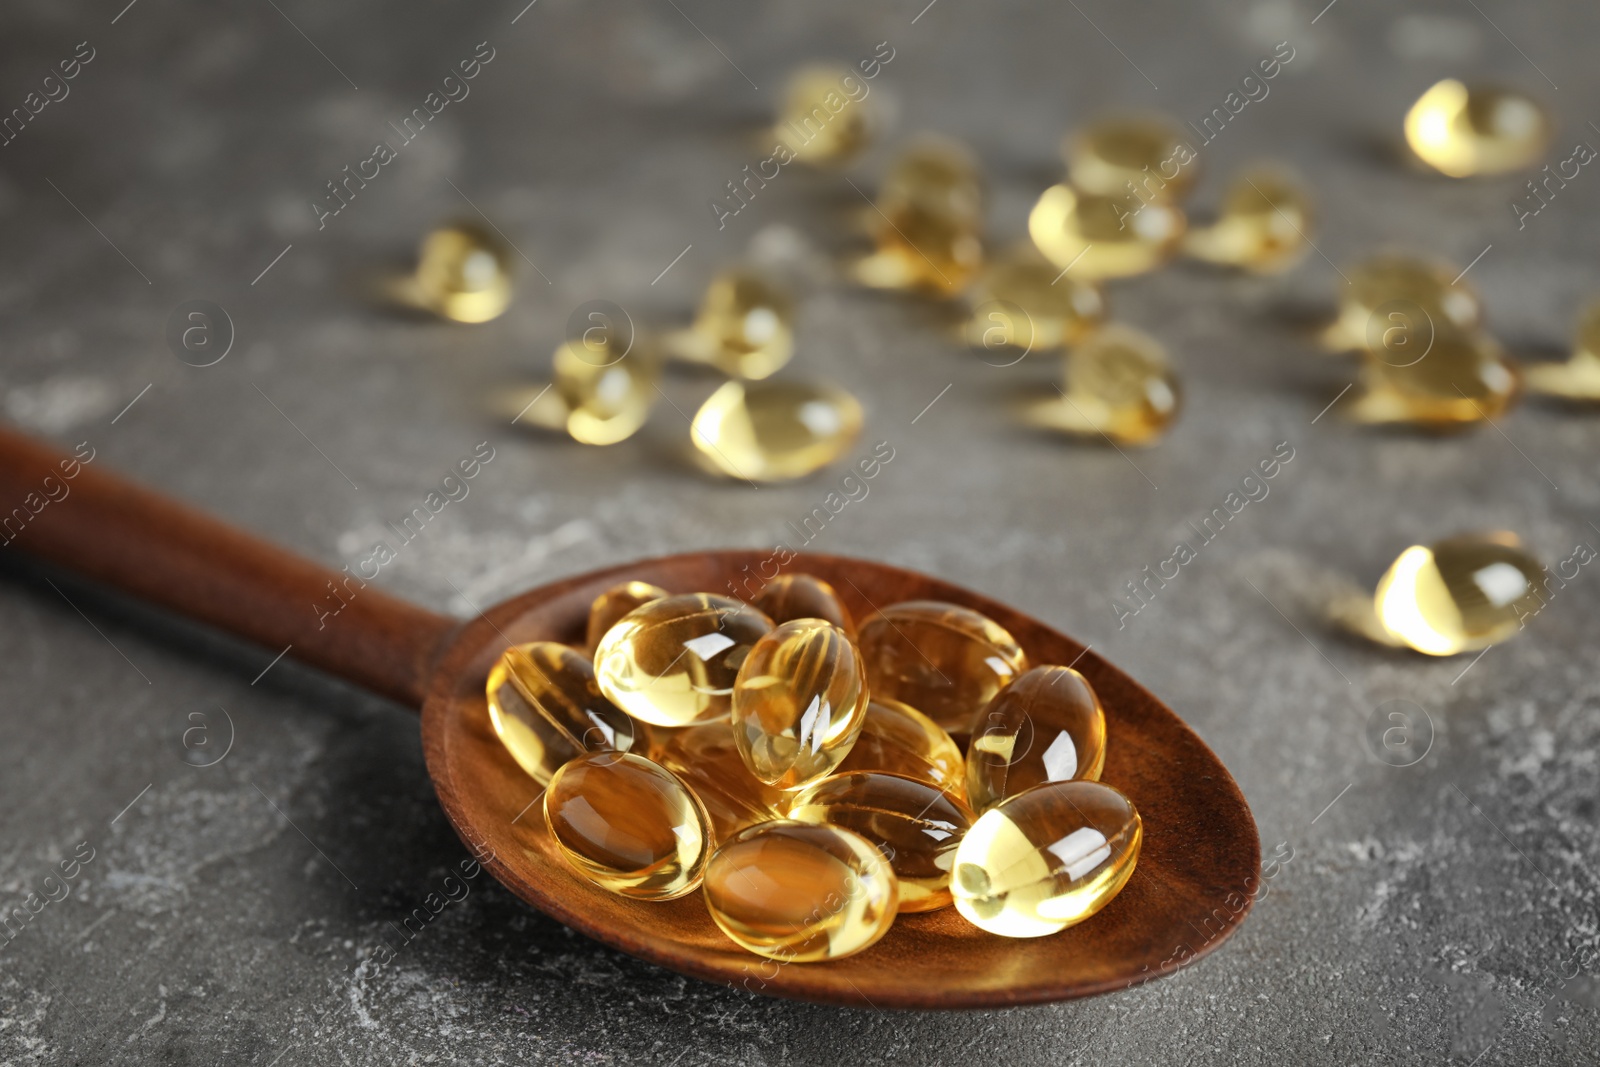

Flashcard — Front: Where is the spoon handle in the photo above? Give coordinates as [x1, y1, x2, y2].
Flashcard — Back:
[0, 425, 457, 708]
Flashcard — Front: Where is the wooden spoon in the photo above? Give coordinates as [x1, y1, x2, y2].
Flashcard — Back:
[0, 427, 1259, 1009]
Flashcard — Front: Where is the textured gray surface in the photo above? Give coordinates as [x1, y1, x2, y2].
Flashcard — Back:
[1, 0, 1597, 1063]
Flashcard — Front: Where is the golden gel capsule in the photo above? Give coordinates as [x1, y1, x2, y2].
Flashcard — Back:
[656, 722, 785, 842]
[731, 619, 869, 790]
[1324, 253, 1483, 355]
[964, 246, 1107, 353]
[751, 574, 854, 634]
[1405, 79, 1551, 178]
[952, 779, 1141, 937]
[506, 339, 660, 446]
[1023, 324, 1180, 445]
[1029, 184, 1185, 281]
[690, 380, 864, 483]
[487, 642, 639, 786]
[855, 205, 984, 296]
[878, 139, 985, 230]
[1526, 299, 1600, 401]
[1348, 330, 1518, 427]
[543, 751, 710, 900]
[856, 601, 1027, 733]
[967, 666, 1106, 813]
[412, 223, 512, 323]
[1375, 533, 1544, 655]
[1184, 166, 1314, 274]
[775, 66, 872, 166]
[594, 594, 774, 726]
[672, 271, 794, 380]
[586, 580, 669, 653]
[1068, 115, 1198, 202]
[703, 820, 898, 961]
[835, 698, 965, 795]
[788, 771, 973, 912]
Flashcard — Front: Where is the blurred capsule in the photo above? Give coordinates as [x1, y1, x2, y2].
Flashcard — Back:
[1525, 299, 1600, 401]
[855, 139, 985, 296]
[1028, 184, 1185, 280]
[1323, 253, 1484, 354]
[1023, 325, 1181, 446]
[964, 245, 1107, 355]
[504, 336, 660, 445]
[410, 223, 512, 323]
[1348, 330, 1518, 427]
[878, 138, 985, 230]
[1068, 115, 1199, 202]
[1405, 79, 1551, 178]
[1374, 533, 1545, 655]
[774, 67, 873, 166]
[690, 380, 864, 483]
[1184, 166, 1314, 273]
[752, 574, 855, 634]
[670, 271, 795, 380]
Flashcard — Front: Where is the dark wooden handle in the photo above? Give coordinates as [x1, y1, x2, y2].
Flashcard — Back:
[0, 425, 457, 708]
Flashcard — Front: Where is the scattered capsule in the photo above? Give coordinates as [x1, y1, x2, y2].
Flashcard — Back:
[964, 245, 1107, 354]
[703, 820, 898, 961]
[731, 619, 869, 790]
[951, 779, 1142, 938]
[655, 721, 786, 842]
[594, 594, 774, 727]
[670, 270, 795, 380]
[788, 771, 973, 912]
[410, 223, 512, 323]
[856, 140, 984, 296]
[1323, 253, 1483, 354]
[1347, 330, 1518, 427]
[690, 380, 864, 483]
[586, 580, 669, 653]
[751, 574, 855, 634]
[1404, 79, 1551, 178]
[1023, 325, 1181, 446]
[1028, 184, 1185, 280]
[543, 751, 711, 900]
[967, 666, 1106, 813]
[1184, 166, 1314, 273]
[486, 643, 638, 786]
[1068, 115, 1198, 203]
[856, 601, 1028, 733]
[1374, 533, 1545, 655]
[835, 698, 966, 795]
[877, 139, 985, 230]
[506, 337, 660, 445]
[774, 66, 873, 166]
[1525, 299, 1600, 401]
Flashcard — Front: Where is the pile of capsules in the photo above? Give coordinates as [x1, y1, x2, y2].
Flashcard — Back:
[485, 573, 1140, 962]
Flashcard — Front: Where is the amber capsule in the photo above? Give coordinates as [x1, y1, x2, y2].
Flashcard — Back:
[751, 574, 854, 634]
[506, 337, 660, 446]
[967, 667, 1106, 813]
[594, 594, 774, 726]
[835, 698, 965, 795]
[486, 642, 638, 786]
[1184, 166, 1314, 274]
[586, 580, 669, 653]
[1404, 79, 1551, 178]
[951, 779, 1141, 937]
[1028, 184, 1185, 281]
[703, 821, 898, 961]
[788, 771, 973, 912]
[1323, 253, 1484, 355]
[1525, 299, 1600, 401]
[855, 204, 984, 296]
[877, 139, 984, 230]
[1348, 330, 1518, 427]
[690, 380, 864, 483]
[1374, 533, 1544, 655]
[1023, 325, 1181, 446]
[671, 271, 794, 380]
[731, 620, 869, 790]
[774, 67, 873, 166]
[964, 245, 1107, 354]
[410, 223, 512, 323]
[655, 721, 786, 842]
[1068, 115, 1198, 203]
[856, 601, 1027, 733]
[543, 751, 710, 900]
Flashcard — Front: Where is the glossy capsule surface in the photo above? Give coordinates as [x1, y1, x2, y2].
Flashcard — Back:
[586, 580, 669, 653]
[655, 721, 786, 842]
[788, 771, 973, 912]
[1324, 253, 1483, 355]
[594, 594, 774, 726]
[952, 780, 1142, 937]
[731, 619, 869, 790]
[835, 698, 965, 795]
[964, 246, 1107, 353]
[1068, 115, 1198, 202]
[675, 270, 794, 380]
[967, 666, 1106, 812]
[1405, 79, 1551, 178]
[856, 204, 984, 296]
[1029, 184, 1185, 280]
[690, 380, 863, 483]
[856, 601, 1027, 733]
[1375, 533, 1544, 655]
[1348, 330, 1518, 427]
[1025, 325, 1180, 446]
[751, 574, 854, 634]
[703, 820, 898, 961]
[1525, 299, 1600, 401]
[1184, 166, 1313, 273]
[543, 751, 711, 900]
[775, 66, 872, 166]
[412, 223, 512, 323]
[486, 642, 637, 785]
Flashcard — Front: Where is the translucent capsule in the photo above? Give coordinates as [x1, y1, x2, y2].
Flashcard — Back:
[835, 698, 965, 795]
[788, 771, 973, 912]
[731, 619, 869, 790]
[751, 573, 854, 634]
[543, 751, 710, 900]
[1525, 299, 1600, 401]
[1029, 184, 1185, 280]
[594, 594, 774, 726]
[877, 139, 984, 231]
[774, 67, 873, 166]
[486, 642, 638, 786]
[1323, 253, 1484, 355]
[963, 246, 1107, 354]
[670, 271, 794, 380]
[690, 380, 864, 483]
[1023, 325, 1181, 446]
[1068, 115, 1198, 203]
[856, 601, 1027, 733]
[951, 779, 1141, 937]
[411, 224, 512, 323]
[967, 666, 1106, 813]
[655, 721, 786, 842]
[1348, 330, 1518, 427]
[703, 820, 898, 961]
[1184, 166, 1314, 273]
[855, 204, 984, 296]
[1374, 533, 1545, 655]
[507, 338, 660, 445]
[1404, 79, 1551, 178]
[585, 580, 668, 653]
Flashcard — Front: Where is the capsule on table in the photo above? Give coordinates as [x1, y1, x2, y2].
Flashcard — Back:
[967, 666, 1106, 812]
[1374, 532, 1544, 655]
[1183, 166, 1314, 274]
[1023, 324, 1180, 446]
[655, 721, 786, 842]
[751, 573, 854, 634]
[855, 601, 1027, 733]
[774, 66, 873, 166]
[835, 698, 965, 795]
[1028, 184, 1185, 280]
[788, 771, 973, 912]
[671, 270, 795, 380]
[1524, 298, 1600, 401]
[586, 580, 669, 653]
[1348, 329, 1518, 427]
[1067, 115, 1198, 203]
[855, 139, 984, 296]
[411, 223, 512, 323]
[594, 594, 774, 726]
[543, 751, 711, 900]
[486, 642, 638, 785]
[703, 820, 898, 961]
[1323, 253, 1483, 355]
[1404, 79, 1551, 178]
[964, 245, 1107, 354]
[951, 779, 1142, 937]
[689, 380, 864, 483]
[731, 619, 869, 790]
